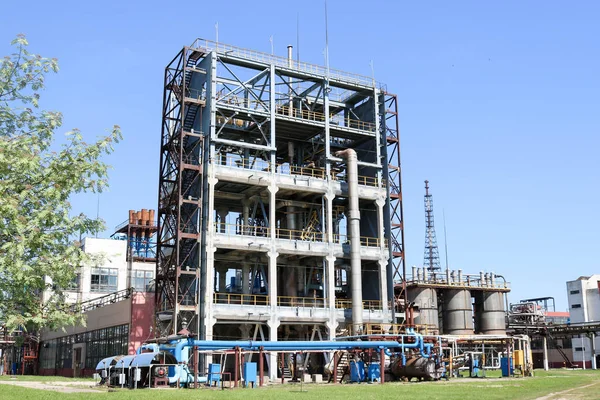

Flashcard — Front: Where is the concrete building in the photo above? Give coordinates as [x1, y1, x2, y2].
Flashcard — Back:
[156, 39, 406, 379]
[566, 275, 600, 368]
[35, 211, 157, 377]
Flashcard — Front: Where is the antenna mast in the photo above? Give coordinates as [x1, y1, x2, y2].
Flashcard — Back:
[423, 180, 441, 272]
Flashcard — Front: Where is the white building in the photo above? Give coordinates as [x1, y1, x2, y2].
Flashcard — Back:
[67, 237, 155, 303]
[566, 275, 600, 368]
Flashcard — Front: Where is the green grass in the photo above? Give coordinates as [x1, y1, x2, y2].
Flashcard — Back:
[0, 370, 599, 400]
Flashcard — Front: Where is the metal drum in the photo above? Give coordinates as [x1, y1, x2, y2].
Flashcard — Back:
[443, 289, 474, 334]
[408, 287, 439, 331]
[478, 291, 506, 334]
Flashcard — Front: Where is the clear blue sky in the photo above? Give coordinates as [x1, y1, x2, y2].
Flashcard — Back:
[2, 1, 599, 311]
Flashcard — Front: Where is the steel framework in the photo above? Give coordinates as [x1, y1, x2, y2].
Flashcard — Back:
[423, 180, 441, 272]
[156, 39, 406, 344]
[381, 93, 406, 312]
[156, 46, 206, 338]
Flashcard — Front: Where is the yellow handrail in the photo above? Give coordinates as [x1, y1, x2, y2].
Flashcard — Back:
[334, 299, 383, 310]
[277, 296, 326, 308]
[213, 293, 269, 306]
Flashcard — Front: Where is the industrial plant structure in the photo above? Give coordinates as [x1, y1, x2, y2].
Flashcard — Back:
[406, 181, 510, 336]
[156, 39, 405, 378]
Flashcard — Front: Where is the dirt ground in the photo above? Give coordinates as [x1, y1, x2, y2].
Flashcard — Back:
[0, 379, 103, 393]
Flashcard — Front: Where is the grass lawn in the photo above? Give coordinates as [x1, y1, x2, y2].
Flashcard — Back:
[0, 370, 599, 400]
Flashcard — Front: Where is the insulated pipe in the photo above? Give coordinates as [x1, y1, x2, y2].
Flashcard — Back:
[288, 142, 295, 165]
[287, 206, 297, 231]
[335, 149, 363, 335]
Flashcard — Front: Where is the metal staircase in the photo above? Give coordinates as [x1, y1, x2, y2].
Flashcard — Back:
[301, 211, 320, 240]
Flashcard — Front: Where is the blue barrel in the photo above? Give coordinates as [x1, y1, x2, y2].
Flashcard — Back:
[500, 357, 513, 377]
[350, 360, 365, 382]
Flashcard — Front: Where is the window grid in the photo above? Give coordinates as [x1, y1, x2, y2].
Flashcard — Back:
[90, 268, 118, 292]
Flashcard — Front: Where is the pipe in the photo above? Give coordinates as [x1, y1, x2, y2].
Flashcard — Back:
[335, 148, 362, 335]
[166, 339, 403, 362]
[136, 344, 159, 354]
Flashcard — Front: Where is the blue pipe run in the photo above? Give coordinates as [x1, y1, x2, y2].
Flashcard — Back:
[163, 339, 403, 362]
[136, 344, 159, 354]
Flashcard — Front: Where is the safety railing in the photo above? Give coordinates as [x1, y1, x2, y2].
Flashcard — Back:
[275, 227, 324, 242]
[185, 87, 206, 103]
[333, 234, 388, 248]
[335, 299, 383, 310]
[408, 268, 511, 290]
[333, 173, 383, 188]
[216, 154, 382, 188]
[362, 323, 436, 335]
[215, 155, 271, 172]
[213, 293, 269, 306]
[277, 296, 326, 308]
[215, 91, 269, 112]
[192, 38, 380, 88]
[214, 222, 270, 237]
[70, 287, 134, 313]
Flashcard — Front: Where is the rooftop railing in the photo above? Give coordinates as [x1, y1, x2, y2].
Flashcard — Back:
[191, 38, 381, 88]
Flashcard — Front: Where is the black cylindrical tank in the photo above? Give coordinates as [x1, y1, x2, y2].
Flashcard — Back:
[391, 357, 438, 380]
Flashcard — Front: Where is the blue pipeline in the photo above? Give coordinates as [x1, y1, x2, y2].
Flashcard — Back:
[159, 339, 404, 362]
[136, 344, 159, 354]
[382, 329, 437, 362]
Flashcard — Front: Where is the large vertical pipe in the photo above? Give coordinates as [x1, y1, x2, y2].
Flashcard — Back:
[287, 206, 296, 238]
[242, 262, 250, 295]
[335, 149, 362, 334]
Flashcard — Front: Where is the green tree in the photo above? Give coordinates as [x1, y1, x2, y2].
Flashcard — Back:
[0, 35, 121, 332]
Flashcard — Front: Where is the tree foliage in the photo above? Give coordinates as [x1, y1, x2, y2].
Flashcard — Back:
[0, 35, 121, 332]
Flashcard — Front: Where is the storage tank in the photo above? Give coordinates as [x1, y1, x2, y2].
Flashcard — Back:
[443, 289, 474, 334]
[407, 287, 438, 331]
[478, 291, 506, 334]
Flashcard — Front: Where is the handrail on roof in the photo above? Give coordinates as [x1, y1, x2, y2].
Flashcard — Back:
[190, 38, 383, 89]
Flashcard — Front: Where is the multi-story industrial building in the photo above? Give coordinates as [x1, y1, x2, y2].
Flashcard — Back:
[156, 39, 405, 378]
[33, 211, 157, 377]
[566, 275, 600, 368]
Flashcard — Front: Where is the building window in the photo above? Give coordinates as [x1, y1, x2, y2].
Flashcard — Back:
[570, 290, 580, 295]
[575, 347, 584, 352]
[67, 273, 81, 291]
[132, 270, 154, 292]
[571, 304, 581, 309]
[90, 268, 118, 292]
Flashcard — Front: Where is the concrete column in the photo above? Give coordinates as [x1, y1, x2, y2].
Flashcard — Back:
[268, 251, 278, 314]
[326, 256, 336, 310]
[242, 262, 250, 295]
[581, 335, 586, 369]
[378, 259, 389, 316]
[591, 333, 597, 370]
[325, 192, 334, 243]
[218, 267, 228, 292]
[268, 186, 278, 240]
[217, 208, 228, 233]
[542, 335, 549, 371]
[267, 319, 280, 381]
